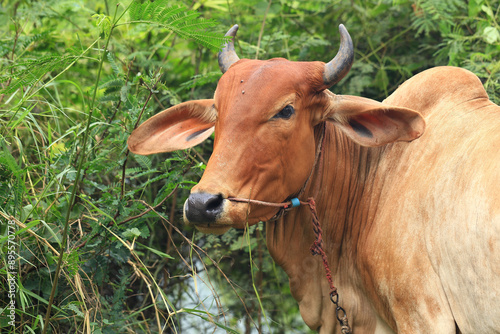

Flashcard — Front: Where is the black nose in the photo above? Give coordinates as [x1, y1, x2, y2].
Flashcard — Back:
[184, 192, 224, 224]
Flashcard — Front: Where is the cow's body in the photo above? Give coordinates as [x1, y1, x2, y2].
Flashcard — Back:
[128, 25, 500, 333]
[267, 66, 500, 333]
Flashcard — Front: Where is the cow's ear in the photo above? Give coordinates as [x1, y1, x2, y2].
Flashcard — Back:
[128, 99, 216, 155]
[323, 94, 425, 147]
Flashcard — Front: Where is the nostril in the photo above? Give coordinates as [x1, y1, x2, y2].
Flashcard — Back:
[206, 194, 223, 212]
[184, 192, 225, 224]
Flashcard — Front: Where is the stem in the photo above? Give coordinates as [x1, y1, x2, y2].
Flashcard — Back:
[356, 26, 413, 64]
[166, 189, 178, 254]
[256, 226, 263, 333]
[41, 5, 121, 333]
[255, 0, 272, 59]
[119, 82, 156, 199]
[245, 224, 271, 332]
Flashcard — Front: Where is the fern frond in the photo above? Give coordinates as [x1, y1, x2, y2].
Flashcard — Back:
[129, 168, 158, 180]
[107, 52, 123, 76]
[140, 173, 169, 188]
[128, 0, 228, 51]
[99, 77, 125, 90]
[0, 53, 79, 94]
[411, 0, 466, 36]
[98, 75, 126, 104]
[98, 93, 121, 104]
[129, 0, 146, 22]
[0, 42, 11, 58]
[156, 6, 185, 23]
[135, 154, 152, 170]
[168, 12, 201, 29]
[0, 32, 50, 59]
[20, 32, 51, 52]
[125, 167, 143, 176]
[185, 30, 229, 50]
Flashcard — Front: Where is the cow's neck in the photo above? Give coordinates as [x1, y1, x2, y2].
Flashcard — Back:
[266, 122, 381, 330]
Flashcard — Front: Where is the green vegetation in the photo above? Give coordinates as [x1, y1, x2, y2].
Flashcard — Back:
[0, 0, 498, 333]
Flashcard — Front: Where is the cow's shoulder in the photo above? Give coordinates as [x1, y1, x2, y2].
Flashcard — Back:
[383, 66, 490, 117]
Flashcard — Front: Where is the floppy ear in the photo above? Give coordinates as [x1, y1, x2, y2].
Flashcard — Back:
[128, 99, 216, 155]
[323, 93, 425, 147]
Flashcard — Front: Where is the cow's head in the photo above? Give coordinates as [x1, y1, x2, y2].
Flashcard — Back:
[128, 25, 424, 234]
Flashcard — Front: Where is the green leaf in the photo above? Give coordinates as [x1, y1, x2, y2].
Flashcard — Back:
[468, 0, 484, 17]
[481, 4, 494, 19]
[374, 68, 389, 93]
[65, 303, 85, 318]
[19, 288, 65, 313]
[483, 26, 500, 44]
[0, 219, 41, 244]
[368, 3, 391, 17]
[120, 83, 130, 103]
[9, 103, 37, 130]
[122, 227, 141, 239]
[136, 242, 174, 259]
[92, 14, 112, 37]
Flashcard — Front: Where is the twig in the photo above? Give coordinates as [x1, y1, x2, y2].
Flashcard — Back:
[153, 93, 166, 110]
[119, 69, 161, 201]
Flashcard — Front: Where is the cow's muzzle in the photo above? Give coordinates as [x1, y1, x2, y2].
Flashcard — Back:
[183, 192, 224, 225]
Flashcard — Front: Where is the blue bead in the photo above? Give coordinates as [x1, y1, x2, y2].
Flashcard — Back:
[291, 198, 300, 207]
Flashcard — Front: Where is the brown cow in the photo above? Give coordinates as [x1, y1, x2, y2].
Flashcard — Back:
[128, 25, 500, 333]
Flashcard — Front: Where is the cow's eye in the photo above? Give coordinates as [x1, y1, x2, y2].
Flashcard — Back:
[273, 105, 295, 120]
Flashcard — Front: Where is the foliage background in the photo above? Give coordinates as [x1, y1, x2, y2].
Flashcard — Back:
[0, 0, 498, 333]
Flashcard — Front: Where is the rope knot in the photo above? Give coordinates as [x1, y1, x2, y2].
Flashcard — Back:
[310, 240, 322, 255]
[306, 197, 317, 210]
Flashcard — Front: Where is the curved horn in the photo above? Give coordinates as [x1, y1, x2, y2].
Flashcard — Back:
[323, 24, 354, 88]
[218, 25, 240, 73]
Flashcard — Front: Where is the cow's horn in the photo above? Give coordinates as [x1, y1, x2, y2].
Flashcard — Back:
[323, 24, 354, 88]
[218, 24, 240, 73]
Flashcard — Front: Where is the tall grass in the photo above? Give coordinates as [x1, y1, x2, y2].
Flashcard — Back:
[0, 1, 291, 333]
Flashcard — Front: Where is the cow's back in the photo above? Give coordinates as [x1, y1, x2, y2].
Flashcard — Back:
[373, 66, 500, 332]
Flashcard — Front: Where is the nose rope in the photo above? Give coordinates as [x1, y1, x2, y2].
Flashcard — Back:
[227, 197, 302, 208]
[227, 196, 352, 334]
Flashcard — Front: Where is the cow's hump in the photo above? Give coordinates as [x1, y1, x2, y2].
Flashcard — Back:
[383, 66, 490, 117]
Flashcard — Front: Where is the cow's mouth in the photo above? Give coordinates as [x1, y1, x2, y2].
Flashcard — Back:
[190, 224, 231, 235]
[182, 192, 281, 233]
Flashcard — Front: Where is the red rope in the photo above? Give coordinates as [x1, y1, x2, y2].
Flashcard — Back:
[304, 198, 338, 297]
[227, 197, 294, 208]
